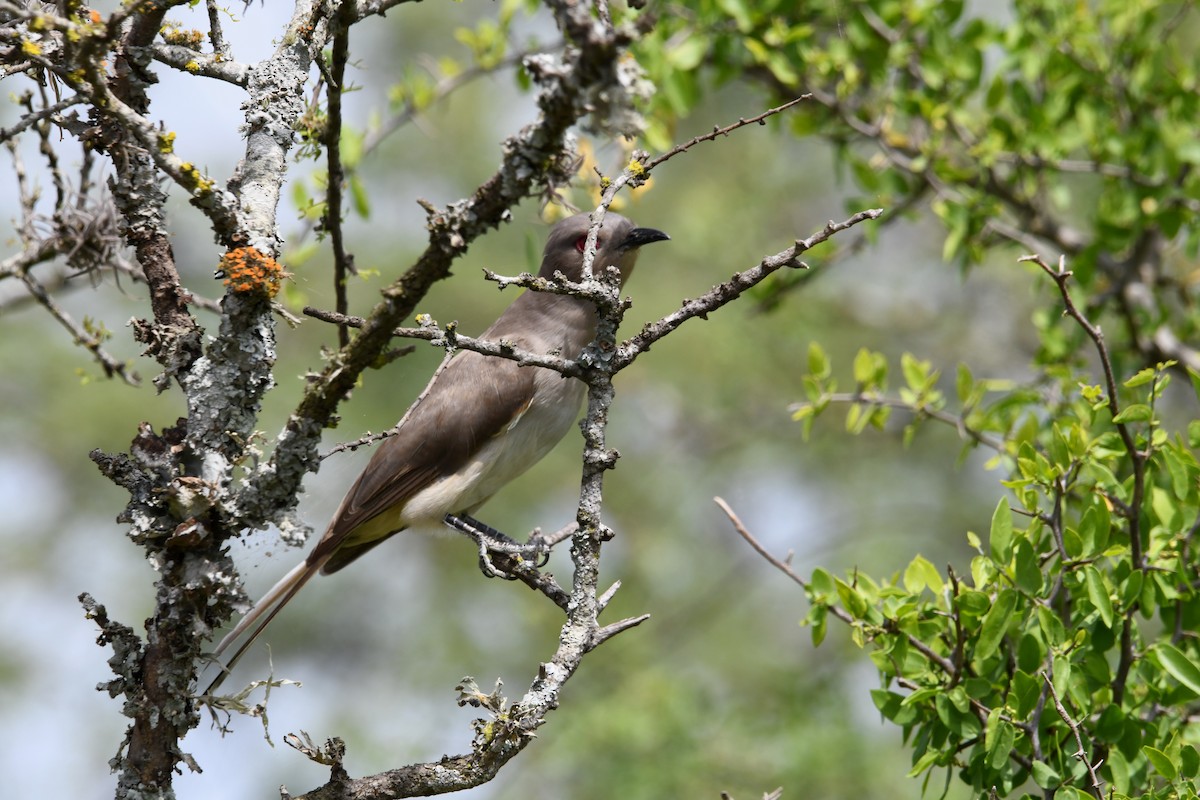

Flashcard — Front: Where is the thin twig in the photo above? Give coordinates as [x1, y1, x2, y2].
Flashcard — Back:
[615, 209, 882, 371]
[811, 391, 1007, 453]
[643, 95, 810, 172]
[323, 2, 356, 348]
[1021, 255, 1145, 567]
[1041, 671, 1104, 799]
[15, 268, 138, 383]
[715, 497, 958, 675]
[302, 305, 585, 378]
[0, 93, 85, 143]
[206, 0, 229, 57]
[1021, 254, 1146, 710]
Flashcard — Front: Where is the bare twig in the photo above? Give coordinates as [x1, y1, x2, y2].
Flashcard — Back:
[322, 2, 356, 349]
[16, 266, 139, 384]
[643, 95, 810, 172]
[714, 497, 958, 677]
[206, 0, 229, 57]
[302, 306, 585, 378]
[0, 93, 85, 142]
[615, 209, 883, 371]
[1041, 671, 1104, 799]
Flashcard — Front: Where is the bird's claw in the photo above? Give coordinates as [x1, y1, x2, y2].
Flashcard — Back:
[445, 513, 552, 579]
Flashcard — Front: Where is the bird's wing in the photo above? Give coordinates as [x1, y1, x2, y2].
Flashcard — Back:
[309, 347, 538, 572]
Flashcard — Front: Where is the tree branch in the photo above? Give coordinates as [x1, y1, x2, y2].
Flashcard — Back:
[615, 210, 883, 371]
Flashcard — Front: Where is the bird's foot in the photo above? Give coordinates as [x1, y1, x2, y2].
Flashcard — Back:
[443, 513, 551, 579]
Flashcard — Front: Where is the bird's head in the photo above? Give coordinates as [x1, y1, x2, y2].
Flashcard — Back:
[538, 212, 669, 286]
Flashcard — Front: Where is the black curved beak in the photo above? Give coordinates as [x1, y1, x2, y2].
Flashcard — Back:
[620, 227, 670, 250]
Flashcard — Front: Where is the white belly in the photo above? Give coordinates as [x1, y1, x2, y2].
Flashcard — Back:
[399, 371, 587, 526]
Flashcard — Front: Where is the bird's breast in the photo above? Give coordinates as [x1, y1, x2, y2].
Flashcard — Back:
[400, 371, 587, 526]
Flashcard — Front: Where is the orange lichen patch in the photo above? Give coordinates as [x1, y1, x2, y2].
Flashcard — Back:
[219, 247, 289, 298]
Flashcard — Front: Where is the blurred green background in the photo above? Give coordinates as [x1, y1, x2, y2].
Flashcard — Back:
[0, 2, 1038, 798]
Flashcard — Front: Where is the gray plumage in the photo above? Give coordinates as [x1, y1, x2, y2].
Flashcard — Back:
[205, 213, 668, 693]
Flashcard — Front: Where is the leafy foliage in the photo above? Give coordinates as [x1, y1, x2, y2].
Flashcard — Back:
[799, 331, 1200, 798]
[638, 1, 1200, 798]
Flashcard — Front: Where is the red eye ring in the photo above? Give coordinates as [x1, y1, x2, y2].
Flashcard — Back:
[574, 234, 588, 253]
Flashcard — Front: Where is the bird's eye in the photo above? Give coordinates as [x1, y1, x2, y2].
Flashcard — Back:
[574, 234, 588, 253]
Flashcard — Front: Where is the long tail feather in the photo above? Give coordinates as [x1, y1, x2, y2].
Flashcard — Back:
[204, 557, 323, 696]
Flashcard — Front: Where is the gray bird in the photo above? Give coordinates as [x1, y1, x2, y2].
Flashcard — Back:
[206, 212, 669, 692]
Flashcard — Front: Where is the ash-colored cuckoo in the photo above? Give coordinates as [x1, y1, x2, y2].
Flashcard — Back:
[206, 212, 668, 692]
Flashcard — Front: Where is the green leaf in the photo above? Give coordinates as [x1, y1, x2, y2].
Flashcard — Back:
[665, 36, 708, 71]
[901, 352, 930, 392]
[1052, 654, 1071, 701]
[975, 588, 1017, 661]
[935, 692, 980, 738]
[836, 578, 869, 619]
[349, 174, 371, 219]
[1079, 500, 1111, 556]
[990, 496, 1014, 563]
[810, 567, 836, 601]
[1182, 745, 1200, 779]
[340, 126, 364, 169]
[1112, 403, 1152, 423]
[947, 684, 970, 713]
[1031, 760, 1061, 789]
[1084, 564, 1114, 628]
[716, 0, 754, 32]
[984, 706, 1013, 768]
[955, 362, 974, 404]
[1162, 446, 1193, 501]
[1143, 745, 1178, 782]
[1120, 568, 1143, 608]
[907, 749, 941, 778]
[807, 341, 831, 379]
[809, 604, 827, 647]
[1109, 749, 1131, 794]
[871, 688, 902, 718]
[956, 589, 991, 615]
[853, 347, 876, 385]
[1037, 606, 1067, 645]
[901, 687, 939, 708]
[966, 530, 982, 552]
[903, 554, 944, 595]
[1017, 632, 1044, 674]
[1155, 642, 1200, 696]
[1010, 669, 1040, 719]
[1124, 366, 1158, 388]
[1013, 540, 1041, 594]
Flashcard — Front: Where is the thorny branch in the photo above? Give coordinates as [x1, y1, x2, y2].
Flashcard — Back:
[301, 306, 586, 377]
[303, 191, 880, 404]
